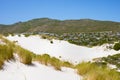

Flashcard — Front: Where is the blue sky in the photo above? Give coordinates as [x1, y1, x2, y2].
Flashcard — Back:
[0, 0, 120, 24]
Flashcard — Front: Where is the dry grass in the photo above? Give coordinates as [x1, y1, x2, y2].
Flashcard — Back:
[76, 62, 120, 80]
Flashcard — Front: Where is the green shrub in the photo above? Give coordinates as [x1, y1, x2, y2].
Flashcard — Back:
[113, 42, 120, 51]
[24, 34, 30, 37]
[11, 33, 14, 36]
[50, 40, 53, 44]
[18, 34, 21, 37]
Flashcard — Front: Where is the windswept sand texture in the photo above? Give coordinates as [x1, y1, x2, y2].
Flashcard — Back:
[0, 60, 80, 80]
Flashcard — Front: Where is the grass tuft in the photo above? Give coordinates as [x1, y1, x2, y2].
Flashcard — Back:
[14, 46, 33, 64]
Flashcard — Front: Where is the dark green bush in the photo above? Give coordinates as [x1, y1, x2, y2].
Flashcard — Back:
[113, 42, 120, 51]
[50, 40, 53, 44]
[24, 34, 30, 37]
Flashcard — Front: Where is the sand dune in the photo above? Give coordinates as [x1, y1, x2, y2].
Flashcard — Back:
[7, 35, 120, 63]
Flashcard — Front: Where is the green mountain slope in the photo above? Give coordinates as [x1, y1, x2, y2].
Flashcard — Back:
[0, 18, 120, 34]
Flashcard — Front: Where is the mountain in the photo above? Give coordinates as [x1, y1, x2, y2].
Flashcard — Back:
[0, 18, 120, 34]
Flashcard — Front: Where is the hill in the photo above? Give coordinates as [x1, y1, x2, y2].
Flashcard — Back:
[0, 18, 120, 34]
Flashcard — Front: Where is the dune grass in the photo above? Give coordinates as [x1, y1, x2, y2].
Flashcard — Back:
[33, 54, 74, 70]
[0, 60, 4, 69]
[0, 35, 33, 66]
[75, 62, 120, 80]
[0, 45, 13, 60]
[50, 57, 62, 70]
[0, 35, 14, 68]
[14, 46, 33, 64]
[0, 44, 14, 68]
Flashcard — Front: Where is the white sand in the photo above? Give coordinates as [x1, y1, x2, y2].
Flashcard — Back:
[7, 35, 120, 63]
[0, 54, 81, 80]
[0, 60, 81, 80]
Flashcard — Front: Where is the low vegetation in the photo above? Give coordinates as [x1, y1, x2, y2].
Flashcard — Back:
[0, 35, 14, 68]
[102, 53, 120, 69]
[14, 46, 33, 64]
[0, 45, 13, 61]
[50, 57, 61, 70]
[34, 54, 72, 70]
[0, 60, 4, 69]
[0, 35, 33, 67]
[31, 31, 120, 47]
[24, 34, 31, 37]
[41, 34, 58, 40]
[76, 62, 120, 80]
[113, 42, 120, 51]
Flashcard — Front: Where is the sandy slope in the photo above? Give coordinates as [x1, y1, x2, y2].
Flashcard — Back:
[0, 60, 81, 80]
[0, 35, 82, 80]
[7, 35, 120, 63]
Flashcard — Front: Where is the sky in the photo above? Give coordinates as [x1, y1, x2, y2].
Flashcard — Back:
[0, 0, 120, 24]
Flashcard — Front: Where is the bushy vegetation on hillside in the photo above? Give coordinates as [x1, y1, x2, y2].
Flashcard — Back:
[1, 18, 120, 34]
[37, 31, 120, 47]
[101, 53, 120, 69]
